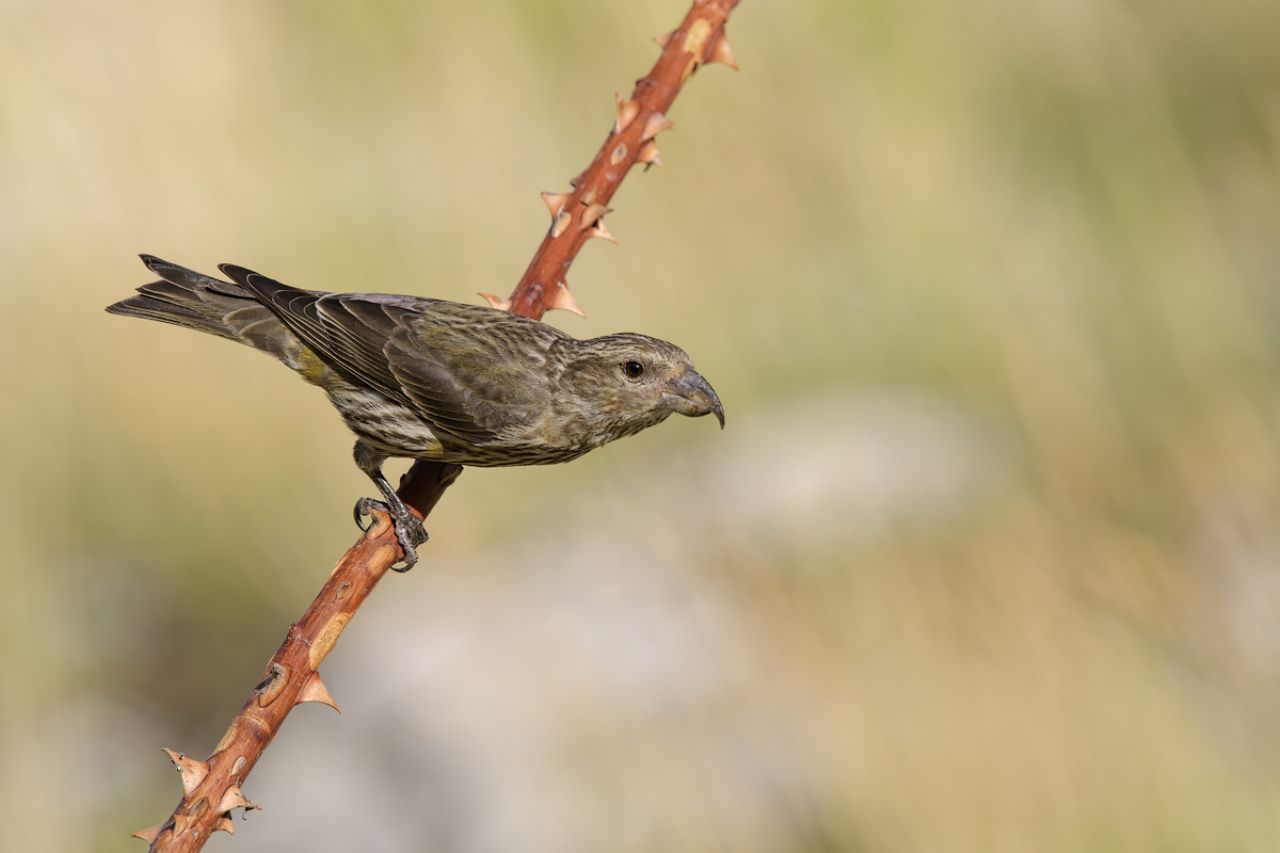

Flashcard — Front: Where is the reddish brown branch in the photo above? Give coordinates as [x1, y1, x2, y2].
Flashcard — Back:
[494, 0, 741, 321]
[136, 1, 740, 849]
[135, 464, 462, 851]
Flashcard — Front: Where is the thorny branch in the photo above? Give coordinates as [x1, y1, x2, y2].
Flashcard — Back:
[135, 1, 740, 849]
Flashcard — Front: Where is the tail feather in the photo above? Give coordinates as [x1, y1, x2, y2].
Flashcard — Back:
[106, 291, 211, 328]
[141, 254, 246, 298]
[106, 255, 306, 368]
[217, 262, 315, 309]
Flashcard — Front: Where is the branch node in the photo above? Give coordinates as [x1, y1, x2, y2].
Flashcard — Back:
[254, 662, 289, 708]
[308, 613, 350, 669]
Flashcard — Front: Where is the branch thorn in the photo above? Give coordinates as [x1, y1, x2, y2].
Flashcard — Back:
[614, 92, 640, 134]
[131, 823, 166, 844]
[589, 221, 618, 244]
[550, 208, 573, 238]
[641, 112, 675, 142]
[709, 33, 739, 70]
[548, 281, 585, 317]
[163, 748, 210, 796]
[540, 191, 568, 217]
[579, 203, 611, 231]
[297, 671, 342, 713]
[478, 292, 512, 311]
[218, 784, 260, 815]
[638, 140, 663, 168]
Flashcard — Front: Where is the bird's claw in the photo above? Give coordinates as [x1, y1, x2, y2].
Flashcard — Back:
[352, 497, 428, 572]
[353, 496, 382, 532]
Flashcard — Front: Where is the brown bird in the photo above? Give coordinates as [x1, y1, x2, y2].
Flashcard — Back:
[107, 255, 724, 568]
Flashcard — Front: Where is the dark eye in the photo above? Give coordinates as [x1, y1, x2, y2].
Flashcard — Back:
[622, 360, 645, 379]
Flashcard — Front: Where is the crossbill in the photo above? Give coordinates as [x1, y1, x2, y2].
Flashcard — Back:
[107, 255, 723, 568]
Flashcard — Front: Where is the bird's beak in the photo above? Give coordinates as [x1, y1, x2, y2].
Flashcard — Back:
[668, 368, 725, 429]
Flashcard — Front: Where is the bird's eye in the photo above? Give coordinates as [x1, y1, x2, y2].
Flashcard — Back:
[622, 360, 645, 379]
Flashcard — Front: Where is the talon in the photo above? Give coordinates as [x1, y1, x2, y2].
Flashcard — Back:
[350, 447, 430, 573]
[389, 514, 428, 573]
[391, 549, 417, 572]
[353, 497, 389, 533]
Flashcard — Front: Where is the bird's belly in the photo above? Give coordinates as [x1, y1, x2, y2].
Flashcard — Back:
[326, 385, 593, 467]
[327, 387, 442, 457]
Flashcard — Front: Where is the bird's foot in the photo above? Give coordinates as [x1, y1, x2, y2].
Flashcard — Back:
[353, 497, 428, 572]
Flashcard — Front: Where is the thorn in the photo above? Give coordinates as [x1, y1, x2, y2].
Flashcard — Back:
[614, 92, 639, 134]
[218, 784, 260, 815]
[579, 203, 611, 231]
[540, 191, 568, 218]
[298, 671, 341, 713]
[550, 208, 572, 238]
[172, 813, 190, 838]
[709, 34, 739, 70]
[215, 816, 236, 835]
[163, 748, 210, 796]
[548, 281, 585, 317]
[638, 140, 663, 168]
[653, 30, 673, 48]
[479, 292, 511, 311]
[131, 823, 165, 844]
[641, 112, 674, 142]
[590, 221, 618, 244]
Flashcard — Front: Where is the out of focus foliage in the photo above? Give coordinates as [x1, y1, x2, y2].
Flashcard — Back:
[3, 1, 1280, 850]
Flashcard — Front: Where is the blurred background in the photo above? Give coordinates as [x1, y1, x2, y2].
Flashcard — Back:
[4, 0, 1280, 850]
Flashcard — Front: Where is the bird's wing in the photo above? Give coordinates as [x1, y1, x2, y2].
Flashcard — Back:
[384, 310, 559, 446]
[222, 264, 560, 446]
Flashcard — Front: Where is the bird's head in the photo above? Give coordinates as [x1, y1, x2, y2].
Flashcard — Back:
[563, 332, 724, 445]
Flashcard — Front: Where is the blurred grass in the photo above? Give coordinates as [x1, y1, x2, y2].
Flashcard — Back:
[4, 0, 1280, 850]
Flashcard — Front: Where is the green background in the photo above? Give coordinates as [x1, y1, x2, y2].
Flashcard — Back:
[4, 1, 1280, 850]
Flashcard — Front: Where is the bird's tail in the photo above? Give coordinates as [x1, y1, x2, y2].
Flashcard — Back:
[107, 255, 305, 368]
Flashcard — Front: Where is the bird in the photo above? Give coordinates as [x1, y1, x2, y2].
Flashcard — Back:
[107, 255, 724, 569]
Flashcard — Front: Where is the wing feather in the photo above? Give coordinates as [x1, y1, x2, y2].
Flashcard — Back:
[386, 311, 560, 445]
[222, 263, 567, 446]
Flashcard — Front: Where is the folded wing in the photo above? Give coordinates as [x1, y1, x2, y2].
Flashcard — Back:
[221, 264, 562, 447]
